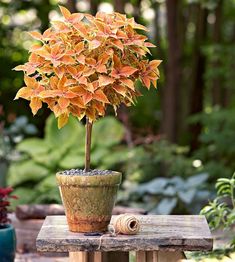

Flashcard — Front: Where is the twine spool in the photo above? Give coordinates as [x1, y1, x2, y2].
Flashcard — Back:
[111, 214, 140, 235]
[97, 214, 140, 250]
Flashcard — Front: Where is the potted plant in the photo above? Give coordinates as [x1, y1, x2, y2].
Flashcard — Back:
[14, 6, 161, 232]
[0, 187, 17, 262]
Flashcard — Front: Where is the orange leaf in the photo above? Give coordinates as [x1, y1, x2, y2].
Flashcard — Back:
[13, 65, 26, 71]
[70, 97, 85, 108]
[93, 90, 109, 103]
[58, 75, 67, 90]
[60, 55, 76, 65]
[75, 42, 84, 54]
[82, 92, 93, 105]
[96, 64, 107, 73]
[58, 97, 70, 109]
[112, 39, 124, 51]
[70, 86, 87, 95]
[142, 76, 151, 89]
[30, 97, 42, 115]
[64, 91, 78, 99]
[58, 113, 69, 129]
[144, 42, 156, 48]
[74, 23, 88, 37]
[119, 66, 138, 77]
[28, 31, 42, 41]
[89, 39, 101, 49]
[92, 101, 105, 116]
[59, 5, 71, 20]
[24, 76, 37, 88]
[119, 79, 135, 90]
[149, 60, 162, 68]
[39, 90, 62, 98]
[69, 13, 84, 23]
[86, 107, 96, 121]
[77, 54, 86, 64]
[113, 84, 127, 96]
[54, 66, 66, 78]
[78, 76, 87, 85]
[98, 75, 115, 86]
[14, 87, 33, 100]
[70, 105, 83, 118]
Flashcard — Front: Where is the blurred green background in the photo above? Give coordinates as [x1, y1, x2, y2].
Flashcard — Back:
[0, 0, 235, 219]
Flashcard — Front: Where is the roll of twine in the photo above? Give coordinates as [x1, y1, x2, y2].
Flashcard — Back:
[111, 213, 140, 235]
[97, 214, 140, 250]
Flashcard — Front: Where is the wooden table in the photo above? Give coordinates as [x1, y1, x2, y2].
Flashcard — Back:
[36, 215, 213, 262]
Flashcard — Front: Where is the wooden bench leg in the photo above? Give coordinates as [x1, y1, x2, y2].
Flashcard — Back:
[69, 251, 88, 262]
[136, 251, 185, 262]
[103, 252, 129, 262]
[69, 251, 129, 262]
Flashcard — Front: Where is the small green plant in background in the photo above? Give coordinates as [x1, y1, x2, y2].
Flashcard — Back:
[7, 115, 126, 207]
[201, 173, 235, 247]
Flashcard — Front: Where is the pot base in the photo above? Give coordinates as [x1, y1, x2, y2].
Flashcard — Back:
[68, 219, 109, 233]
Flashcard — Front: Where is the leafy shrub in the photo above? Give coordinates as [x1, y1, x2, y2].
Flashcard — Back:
[124, 140, 201, 183]
[201, 173, 235, 247]
[119, 173, 211, 215]
[7, 114, 126, 206]
[191, 108, 235, 180]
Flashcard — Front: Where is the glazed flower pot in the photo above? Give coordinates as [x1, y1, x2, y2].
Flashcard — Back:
[0, 224, 16, 262]
[56, 170, 122, 233]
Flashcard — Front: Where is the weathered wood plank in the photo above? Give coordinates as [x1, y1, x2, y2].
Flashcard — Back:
[36, 215, 213, 252]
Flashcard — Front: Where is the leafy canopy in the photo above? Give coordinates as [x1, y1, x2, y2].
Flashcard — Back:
[14, 6, 161, 128]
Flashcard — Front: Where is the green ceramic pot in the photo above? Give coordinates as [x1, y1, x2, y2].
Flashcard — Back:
[0, 224, 16, 262]
[56, 170, 122, 233]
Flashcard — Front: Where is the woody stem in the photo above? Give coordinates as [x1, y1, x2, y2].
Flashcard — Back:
[85, 117, 93, 172]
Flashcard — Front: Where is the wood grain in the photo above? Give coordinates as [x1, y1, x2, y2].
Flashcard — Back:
[36, 215, 213, 252]
[136, 251, 146, 262]
[69, 251, 88, 262]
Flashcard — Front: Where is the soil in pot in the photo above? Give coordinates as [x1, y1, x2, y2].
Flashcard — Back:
[56, 169, 122, 233]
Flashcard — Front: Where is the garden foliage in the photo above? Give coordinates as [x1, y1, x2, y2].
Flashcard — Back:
[7, 115, 126, 206]
[201, 173, 235, 247]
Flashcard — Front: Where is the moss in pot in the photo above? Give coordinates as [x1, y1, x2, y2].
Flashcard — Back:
[14, 6, 161, 232]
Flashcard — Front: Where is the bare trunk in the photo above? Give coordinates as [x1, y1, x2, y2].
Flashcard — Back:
[162, 0, 182, 142]
[212, 0, 223, 106]
[37, 0, 51, 32]
[114, 0, 125, 13]
[85, 117, 93, 171]
[189, 5, 208, 151]
[66, 0, 77, 13]
[90, 0, 99, 16]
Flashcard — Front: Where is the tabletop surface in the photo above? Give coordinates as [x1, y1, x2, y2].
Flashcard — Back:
[36, 215, 213, 252]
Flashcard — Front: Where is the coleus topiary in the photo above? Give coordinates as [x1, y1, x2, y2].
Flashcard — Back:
[14, 6, 161, 170]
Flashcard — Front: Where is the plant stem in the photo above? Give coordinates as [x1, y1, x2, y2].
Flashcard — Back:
[231, 180, 235, 209]
[85, 117, 93, 172]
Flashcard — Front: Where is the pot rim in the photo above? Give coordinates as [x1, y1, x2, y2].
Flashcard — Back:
[0, 224, 14, 232]
[56, 170, 122, 186]
[56, 169, 121, 177]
